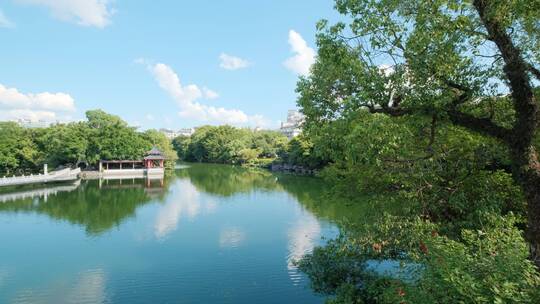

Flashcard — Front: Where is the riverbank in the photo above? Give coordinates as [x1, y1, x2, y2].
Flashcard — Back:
[268, 163, 319, 175]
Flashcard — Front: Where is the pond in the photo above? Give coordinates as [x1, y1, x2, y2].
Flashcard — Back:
[0, 163, 360, 304]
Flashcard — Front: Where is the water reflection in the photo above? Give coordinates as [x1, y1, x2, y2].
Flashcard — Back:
[0, 180, 81, 203]
[0, 163, 353, 303]
[177, 163, 280, 197]
[11, 269, 108, 304]
[0, 178, 170, 235]
[154, 180, 202, 239]
[65, 269, 108, 304]
[219, 226, 246, 248]
[0, 163, 355, 237]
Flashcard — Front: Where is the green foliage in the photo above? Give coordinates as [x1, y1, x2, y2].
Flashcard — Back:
[0, 109, 177, 173]
[85, 110, 149, 164]
[278, 134, 328, 168]
[0, 122, 40, 175]
[251, 130, 288, 157]
[294, 0, 540, 302]
[237, 148, 262, 165]
[172, 135, 191, 160]
[35, 122, 89, 168]
[174, 125, 289, 166]
[299, 215, 540, 304]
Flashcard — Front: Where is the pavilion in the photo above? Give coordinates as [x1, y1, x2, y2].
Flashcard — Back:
[144, 146, 166, 168]
[98, 147, 166, 178]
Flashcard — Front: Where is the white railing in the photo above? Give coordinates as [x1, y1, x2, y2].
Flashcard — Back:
[0, 167, 80, 187]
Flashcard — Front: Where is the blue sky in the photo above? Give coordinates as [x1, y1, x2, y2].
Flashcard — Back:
[0, 0, 339, 129]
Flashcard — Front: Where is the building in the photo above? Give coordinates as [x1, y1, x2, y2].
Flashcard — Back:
[159, 128, 195, 139]
[159, 128, 179, 139]
[16, 118, 50, 129]
[178, 128, 195, 137]
[97, 147, 165, 179]
[280, 110, 304, 139]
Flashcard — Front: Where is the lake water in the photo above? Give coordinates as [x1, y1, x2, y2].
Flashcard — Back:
[0, 163, 351, 304]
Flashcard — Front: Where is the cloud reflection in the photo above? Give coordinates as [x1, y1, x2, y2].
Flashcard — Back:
[11, 268, 107, 304]
[154, 180, 200, 239]
[286, 212, 321, 284]
[219, 227, 246, 248]
[154, 180, 217, 239]
[65, 269, 107, 304]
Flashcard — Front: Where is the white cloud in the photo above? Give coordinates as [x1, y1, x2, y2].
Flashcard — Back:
[203, 87, 219, 99]
[0, 10, 15, 28]
[0, 83, 76, 121]
[0, 84, 76, 111]
[2, 109, 57, 121]
[151, 63, 202, 104]
[143, 61, 267, 126]
[16, 0, 114, 28]
[145, 114, 155, 121]
[284, 30, 316, 76]
[219, 53, 250, 70]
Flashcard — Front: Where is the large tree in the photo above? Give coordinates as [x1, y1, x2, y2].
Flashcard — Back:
[85, 110, 148, 164]
[299, 0, 540, 264]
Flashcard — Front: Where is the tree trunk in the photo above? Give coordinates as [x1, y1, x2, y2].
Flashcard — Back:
[473, 0, 540, 267]
[512, 146, 540, 267]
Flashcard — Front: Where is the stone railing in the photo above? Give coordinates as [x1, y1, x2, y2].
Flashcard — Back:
[0, 167, 78, 187]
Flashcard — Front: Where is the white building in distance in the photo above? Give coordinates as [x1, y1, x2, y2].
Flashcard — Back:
[160, 128, 195, 139]
[280, 110, 304, 139]
[16, 118, 50, 129]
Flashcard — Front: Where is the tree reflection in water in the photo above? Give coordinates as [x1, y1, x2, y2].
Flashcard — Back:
[0, 163, 369, 237]
[0, 178, 169, 235]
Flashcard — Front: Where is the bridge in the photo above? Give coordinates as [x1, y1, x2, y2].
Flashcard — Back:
[0, 167, 81, 187]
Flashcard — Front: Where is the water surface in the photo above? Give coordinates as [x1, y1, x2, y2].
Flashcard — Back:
[0, 163, 352, 304]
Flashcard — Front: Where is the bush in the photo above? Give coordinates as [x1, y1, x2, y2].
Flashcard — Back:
[299, 214, 540, 304]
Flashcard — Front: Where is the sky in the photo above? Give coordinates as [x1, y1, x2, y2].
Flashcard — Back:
[0, 0, 340, 130]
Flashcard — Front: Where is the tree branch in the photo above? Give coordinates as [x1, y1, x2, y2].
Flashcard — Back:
[529, 64, 540, 82]
[448, 109, 511, 142]
[473, 0, 538, 147]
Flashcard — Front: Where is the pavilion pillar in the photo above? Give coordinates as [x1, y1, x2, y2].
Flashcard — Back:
[120, 163, 122, 170]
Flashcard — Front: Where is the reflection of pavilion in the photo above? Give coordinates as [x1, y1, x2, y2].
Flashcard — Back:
[98, 177, 164, 189]
[98, 177, 166, 199]
[97, 147, 165, 179]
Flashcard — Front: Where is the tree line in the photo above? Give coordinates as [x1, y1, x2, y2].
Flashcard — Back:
[172, 125, 326, 168]
[0, 109, 177, 175]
